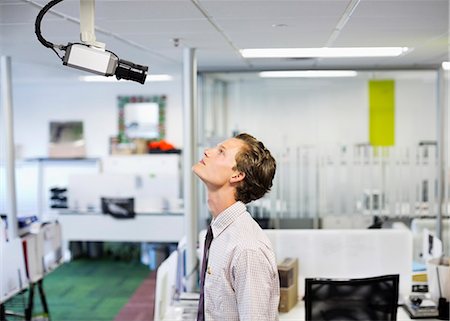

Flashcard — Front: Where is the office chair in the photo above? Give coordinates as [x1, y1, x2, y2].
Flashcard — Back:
[305, 274, 399, 321]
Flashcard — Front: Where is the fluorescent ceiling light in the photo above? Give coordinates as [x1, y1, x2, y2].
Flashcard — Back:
[442, 62, 450, 70]
[259, 70, 358, 78]
[241, 47, 409, 58]
[79, 74, 173, 82]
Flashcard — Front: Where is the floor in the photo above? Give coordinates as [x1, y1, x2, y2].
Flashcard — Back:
[3, 258, 157, 321]
[113, 272, 156, 321]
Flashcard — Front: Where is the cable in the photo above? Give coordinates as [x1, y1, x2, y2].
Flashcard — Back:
[33, 0, 148, 84]
[35, 0, 66, 60]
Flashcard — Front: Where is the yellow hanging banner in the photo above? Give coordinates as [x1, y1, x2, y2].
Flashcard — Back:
[369, 80, 395, 146]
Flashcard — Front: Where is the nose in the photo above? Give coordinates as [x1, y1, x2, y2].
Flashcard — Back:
[204, 148, 210, 157]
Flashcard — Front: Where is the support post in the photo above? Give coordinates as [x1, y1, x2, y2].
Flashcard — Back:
[183, 48, 198, 292]
[436, 67, 447, 242]
[1, 56, 18, 239]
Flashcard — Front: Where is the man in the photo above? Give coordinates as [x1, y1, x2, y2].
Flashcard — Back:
[192, 133, 280, 321]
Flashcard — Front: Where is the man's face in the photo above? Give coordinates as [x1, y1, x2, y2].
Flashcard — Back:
[192, 138, 245, 188]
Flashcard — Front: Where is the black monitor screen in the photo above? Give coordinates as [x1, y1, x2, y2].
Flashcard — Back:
[305, 274, 399, 321]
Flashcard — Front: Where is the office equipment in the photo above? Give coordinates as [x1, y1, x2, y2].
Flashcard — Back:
[305, 274, 399, 321]
[35, 0, 148, 84]
[278, 258, 299, 313]
[403, 293, 439, 318]
[101, 197, 135, 219]
[17, 215, 39, 236]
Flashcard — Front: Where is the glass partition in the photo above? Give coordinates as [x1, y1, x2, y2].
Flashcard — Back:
[198, 72, 445, 219]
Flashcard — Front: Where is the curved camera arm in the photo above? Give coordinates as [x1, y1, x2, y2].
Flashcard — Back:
[35, 0, 148, 84]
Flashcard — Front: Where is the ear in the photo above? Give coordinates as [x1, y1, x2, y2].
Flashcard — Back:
[230, 171, 245, 184]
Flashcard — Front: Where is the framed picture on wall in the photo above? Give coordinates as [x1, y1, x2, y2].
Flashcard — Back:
[48, 121, 86, 158]
[117, 95, 166, 143]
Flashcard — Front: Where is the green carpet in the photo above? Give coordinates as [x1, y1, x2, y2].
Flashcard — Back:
[40, 259, 150, 321]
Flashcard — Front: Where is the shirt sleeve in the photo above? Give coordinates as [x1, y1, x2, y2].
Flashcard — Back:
[231, 247, 279, 321]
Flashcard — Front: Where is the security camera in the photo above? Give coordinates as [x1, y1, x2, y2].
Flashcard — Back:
[63, 43, 148, 84]
[35, 0, 148, 84]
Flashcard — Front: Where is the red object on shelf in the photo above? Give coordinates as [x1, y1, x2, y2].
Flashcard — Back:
[147, 140, 175, 151]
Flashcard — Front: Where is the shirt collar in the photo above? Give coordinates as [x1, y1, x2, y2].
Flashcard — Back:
[211, 201, 246, 239]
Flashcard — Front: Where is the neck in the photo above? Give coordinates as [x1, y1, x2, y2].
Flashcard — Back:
[206, 186, 237, 218]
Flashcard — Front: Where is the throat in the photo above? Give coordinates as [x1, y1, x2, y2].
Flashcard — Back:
[207, 191, 237, 217]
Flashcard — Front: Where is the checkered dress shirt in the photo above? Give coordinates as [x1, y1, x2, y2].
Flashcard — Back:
[202, 201, 280, 321]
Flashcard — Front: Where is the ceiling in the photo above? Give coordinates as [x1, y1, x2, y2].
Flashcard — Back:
[0, 0, 449, 82]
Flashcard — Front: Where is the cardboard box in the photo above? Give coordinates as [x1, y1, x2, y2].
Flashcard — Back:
[278, 258, 299, 313]
[279, 283, 297, 312]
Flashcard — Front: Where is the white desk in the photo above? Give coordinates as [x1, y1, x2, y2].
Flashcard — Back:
[161, 301, 437, 321]
[58, 212, 184, 242]
[278, 301, 437, 321]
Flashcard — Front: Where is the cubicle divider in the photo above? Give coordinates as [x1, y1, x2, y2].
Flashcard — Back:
[198, 228, 412, 302]
[199, 229, 413, 302]
[155, 228, 412, 321]
[154, 250, 179, 321]
[265, 229, 412, 302]
[1, 221, 63, 318]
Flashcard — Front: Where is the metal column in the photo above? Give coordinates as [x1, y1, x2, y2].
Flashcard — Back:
[183, 48, 198, 292]
[436, 68, 447, 242]
[1, 56, 18, 239]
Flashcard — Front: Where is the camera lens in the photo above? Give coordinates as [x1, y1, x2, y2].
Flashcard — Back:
[115, 59, 148, 84]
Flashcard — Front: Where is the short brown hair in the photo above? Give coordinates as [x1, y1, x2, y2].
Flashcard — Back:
[233, 133, 276, 204]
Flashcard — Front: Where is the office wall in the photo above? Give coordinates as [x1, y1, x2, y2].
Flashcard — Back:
[11, 71, 438, 159]
[224, 72, 437, 152]
[11, 78, 183, 158]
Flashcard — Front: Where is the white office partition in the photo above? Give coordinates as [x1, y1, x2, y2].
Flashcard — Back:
[0, 238, 28, 303]
[41, 159, 100, 216]
[68, 173, 136, 212]
[101, 154, 181, 212]
[0, 161, 40, 217]
[154, 250, 179, 321]
[265, 229, 412, 302]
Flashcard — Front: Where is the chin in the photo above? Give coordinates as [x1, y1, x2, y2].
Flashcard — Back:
[192, 163, 203, 176]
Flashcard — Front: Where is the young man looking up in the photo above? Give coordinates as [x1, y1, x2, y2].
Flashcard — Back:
[192, 133, 280, 321]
